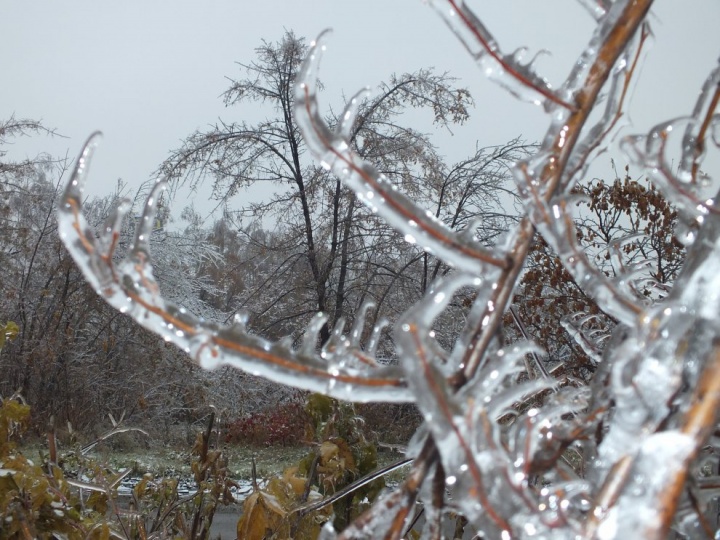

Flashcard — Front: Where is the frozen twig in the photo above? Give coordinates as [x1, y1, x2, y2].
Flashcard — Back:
[428, 0, 575, 110]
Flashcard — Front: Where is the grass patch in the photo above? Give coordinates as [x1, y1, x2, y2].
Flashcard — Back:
[20, 440, 408, 483]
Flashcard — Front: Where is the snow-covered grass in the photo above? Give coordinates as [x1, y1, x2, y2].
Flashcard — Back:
[19, 440, 408, 489]
[93, 444, 309, 481]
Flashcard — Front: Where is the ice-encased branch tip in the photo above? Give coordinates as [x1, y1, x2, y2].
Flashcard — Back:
[428, 0, 575, 111]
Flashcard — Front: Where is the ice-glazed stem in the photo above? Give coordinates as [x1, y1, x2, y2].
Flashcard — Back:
[623, 64, 720, 229]
[429, 0, 574, 110]
[562, 22, 651, 190]
[651, 343, 720, 538]
[294, 30, 509, 275]
[394, 272, 557, 534]
[681, 64, 720, 184]
[588, 344, 720, 539]
[458, 0, 653, 381]
[576, 0, 611, 20]
[541, 0, 654, 187]
[58, 136, 411, 403]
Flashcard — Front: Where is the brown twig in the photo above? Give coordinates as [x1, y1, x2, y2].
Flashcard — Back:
[652, 342, 720, 538]
[691, 80, 720, 183]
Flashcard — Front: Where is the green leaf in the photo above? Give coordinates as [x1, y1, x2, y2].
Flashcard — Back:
[0, 320, 19, 352]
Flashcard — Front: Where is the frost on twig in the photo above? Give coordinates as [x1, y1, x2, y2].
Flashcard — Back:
[57, 133, 410, 403]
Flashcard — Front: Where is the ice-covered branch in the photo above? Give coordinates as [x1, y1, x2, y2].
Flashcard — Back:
[623, 64, 720, 241]
[58, 133, 411, 403]
[294, 30, 509, 275]
[428, 0, 574, 110]
[562, 23, 651, 190]
[584, 62, 720, 537]
[394, 273, 571, 535]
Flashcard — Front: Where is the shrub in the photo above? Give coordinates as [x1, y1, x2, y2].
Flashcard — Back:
[0, 395, 235, 539]
[224, 399, 310, 447]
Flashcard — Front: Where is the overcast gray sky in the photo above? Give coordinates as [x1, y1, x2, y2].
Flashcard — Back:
[2, 1, 718, 216]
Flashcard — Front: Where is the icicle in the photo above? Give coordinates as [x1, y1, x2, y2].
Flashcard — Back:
[231, 310, 249, 332]
[349, 301, 373, 347]
[130, 179, 167, 260]
[300, 312, 328, 357]
[323, 316, 347, 356]
[576, 0, 609, 20]
[459, 216, 486, 243]
[98, 198, 131, 255]
[337, 86, 372, 140]
[366, 317, 388, 358]
[561, 315, 605, 364]
[58, 132, 110, 295]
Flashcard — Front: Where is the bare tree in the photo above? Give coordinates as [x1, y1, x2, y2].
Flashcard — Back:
[58, 2, 720, 539]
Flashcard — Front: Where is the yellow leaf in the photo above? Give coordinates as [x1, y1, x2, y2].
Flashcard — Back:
[236, 491, 287, 539]
[281, 466, 308, 497]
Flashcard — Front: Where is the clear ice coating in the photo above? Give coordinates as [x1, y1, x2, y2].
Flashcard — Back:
[57, 1, 720, 538]
[576, 0, 610, 21]
[622, 64, 720, 238]
[427, 0, 572, 110]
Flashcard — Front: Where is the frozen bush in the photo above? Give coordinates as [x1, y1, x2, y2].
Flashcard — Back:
[58, 1, 720, 538]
